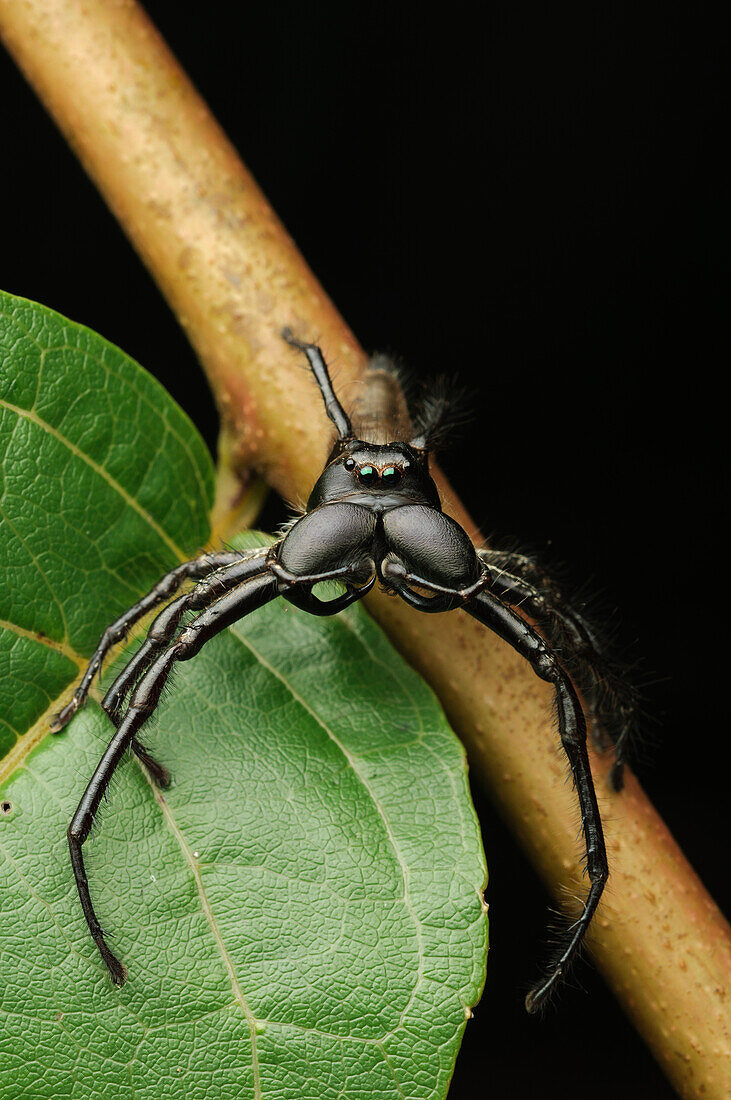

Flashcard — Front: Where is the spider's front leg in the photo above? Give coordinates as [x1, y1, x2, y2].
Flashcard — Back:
[68, 566, 279, 985]
[465, 589, 608, 1012]
[380, 504, 608, 1008]
[51, 551, 242, 734]
[98, 552, 270, 726]
[69, 541, 375, 985]
[93, 550, 271, 787]
[53, 550, 266, 789]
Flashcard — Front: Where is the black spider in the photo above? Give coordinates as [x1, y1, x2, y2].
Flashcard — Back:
[52, 329, 634, 1012]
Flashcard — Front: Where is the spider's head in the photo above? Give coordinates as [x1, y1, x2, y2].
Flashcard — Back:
[307, 439, 441, 512]
[281, 329, 444, 514]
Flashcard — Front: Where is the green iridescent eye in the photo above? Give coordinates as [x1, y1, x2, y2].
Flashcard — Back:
[381, 466, 403, 485]
[357, 465, 378, 486]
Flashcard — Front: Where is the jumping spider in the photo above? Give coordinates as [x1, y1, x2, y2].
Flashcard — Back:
[53, 329, 634, 1011]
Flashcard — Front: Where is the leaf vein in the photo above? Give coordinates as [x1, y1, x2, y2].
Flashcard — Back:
[144, 781, 263, 1100]
[0, 616, 85, 666]
[0, 397, 187, 563]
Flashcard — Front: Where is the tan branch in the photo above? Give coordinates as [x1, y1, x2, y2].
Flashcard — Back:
[1, 2, 728, 1096]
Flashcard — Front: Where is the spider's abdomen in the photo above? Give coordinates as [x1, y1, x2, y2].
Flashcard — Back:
[278, 502, 376, 577]
[382, 505, 480, 589]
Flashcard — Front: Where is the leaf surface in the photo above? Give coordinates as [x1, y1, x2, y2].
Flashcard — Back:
[0, 291, 487, 1099]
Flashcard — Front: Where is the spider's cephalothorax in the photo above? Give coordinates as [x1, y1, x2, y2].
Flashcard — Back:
[53, 329, 632, 1012]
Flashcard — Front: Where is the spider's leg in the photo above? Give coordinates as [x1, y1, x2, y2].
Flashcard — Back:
[101, 551, 271, 784]
[68, 569, 280, 985]
[478, 552, 605, 741]
[127, 741, 172, 789]
[478, 548, 638, 791]
[605, 708, 634, 791]
[465, 588, 608, 1013]
[50, 550, 243, 733]
[282, 329, 354, 441]
[478, 549, 598, 651]
[102, 552, 270, 726]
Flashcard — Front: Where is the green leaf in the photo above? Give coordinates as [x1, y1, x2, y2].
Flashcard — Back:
[0, 291, 487, 1099]
[0, 290, 213, 762]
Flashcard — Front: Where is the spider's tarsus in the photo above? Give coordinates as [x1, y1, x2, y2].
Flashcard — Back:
[589, 716, 611, 753]
[92, 922, 128, 986]
[281, 326, 321, 363]
[525, 966, 562, 1015]
[50, 700, 78, 732]
[608, 760, 625, 792]
[281, 326, 304, 350]
[143, 758, 172, 790]
[153, 765, 172, 790]
[101, 947, 128, 987]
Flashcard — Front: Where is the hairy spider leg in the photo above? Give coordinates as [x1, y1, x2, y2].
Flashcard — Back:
[478, 549, 638, 790]
[69, 551, 376, 983]
[50, 550, 243, 734]
[67, 569, 280, 985]
[98, 550, 271, 785]
[53, 550, 262, 790]
[478, 550, 599, 652]
[464, 589, 608, 1012]
[282, 328, 354, 440]
[478, 551, 617, 774]
[100, 551, 269, 724]
[102, 552, 371, 731]
[379, 553, 608, 1009]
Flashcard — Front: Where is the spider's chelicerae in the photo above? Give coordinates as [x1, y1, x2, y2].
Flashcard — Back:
[53, 329, 635, 1013]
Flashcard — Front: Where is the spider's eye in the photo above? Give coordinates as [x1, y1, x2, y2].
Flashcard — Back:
[357, 465, 378, 486]
[344, 458, 356, 471]
[381, 466, 403, 486]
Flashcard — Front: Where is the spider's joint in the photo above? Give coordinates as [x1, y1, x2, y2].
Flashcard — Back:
[266, 557, 299, 590]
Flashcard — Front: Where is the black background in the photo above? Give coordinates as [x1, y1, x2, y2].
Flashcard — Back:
[1, 4, 726, 1097]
